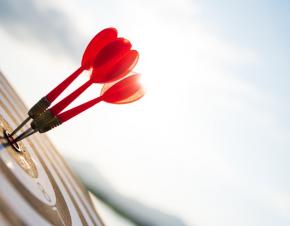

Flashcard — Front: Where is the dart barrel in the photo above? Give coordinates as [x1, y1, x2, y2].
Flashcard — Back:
[0, 71, 104, 226]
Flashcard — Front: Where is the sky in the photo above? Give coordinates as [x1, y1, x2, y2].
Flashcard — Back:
[0, 0, 290, 225]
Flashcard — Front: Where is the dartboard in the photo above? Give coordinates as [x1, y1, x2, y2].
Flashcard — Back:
[0, 72, 104, 226]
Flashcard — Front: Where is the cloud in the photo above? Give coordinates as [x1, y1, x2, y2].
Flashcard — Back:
[0, 0, 83, 60]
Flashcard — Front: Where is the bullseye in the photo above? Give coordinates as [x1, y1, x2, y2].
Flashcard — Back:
[3, 130, 21, 153]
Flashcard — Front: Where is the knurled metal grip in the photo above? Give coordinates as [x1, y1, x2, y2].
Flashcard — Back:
[31, 110, 61, 133]
[28, 97, 51, 119]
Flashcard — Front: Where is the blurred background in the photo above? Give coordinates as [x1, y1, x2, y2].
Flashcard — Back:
[0, 0, 290, 225]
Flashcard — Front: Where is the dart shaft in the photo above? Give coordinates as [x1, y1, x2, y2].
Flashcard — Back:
[46, 66, 84, 102]
[58, 96, 102, 123]
[11, 96, 50, 136]
[14, 127, 36, 142]
[50, 80, 92, 116]
[10, 116, 30, 136]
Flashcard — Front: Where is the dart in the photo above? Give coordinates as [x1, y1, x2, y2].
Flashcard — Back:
[49, 39, 138, 117]
[10, 27, 118, 136]
[14, 74, 144, 141]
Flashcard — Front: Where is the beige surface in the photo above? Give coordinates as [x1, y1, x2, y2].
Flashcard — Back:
[0, 72, 104, 226]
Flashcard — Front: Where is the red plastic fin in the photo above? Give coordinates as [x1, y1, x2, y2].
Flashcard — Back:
[81, 28, 118, 69]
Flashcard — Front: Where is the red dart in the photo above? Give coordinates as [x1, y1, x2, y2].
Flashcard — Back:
[92, 49, 139, 83]
[81, 28, 118, 69]
[11, 27, 118, 136]
[100, 77, 144, 104]
[46, 27, 118, 103]
[19, 74, 144, 140]
[101, 73, 144, 104]
[58, 73, 144, 123]
[49, 41, 138, 116]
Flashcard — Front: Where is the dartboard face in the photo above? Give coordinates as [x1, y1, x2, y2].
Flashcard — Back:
[0, 72, 104, 226]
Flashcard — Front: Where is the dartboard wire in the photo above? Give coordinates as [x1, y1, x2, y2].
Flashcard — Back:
[0, 75, 104, 225]
[0, 78, 100, 226]
[0, 90, 88, 225]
